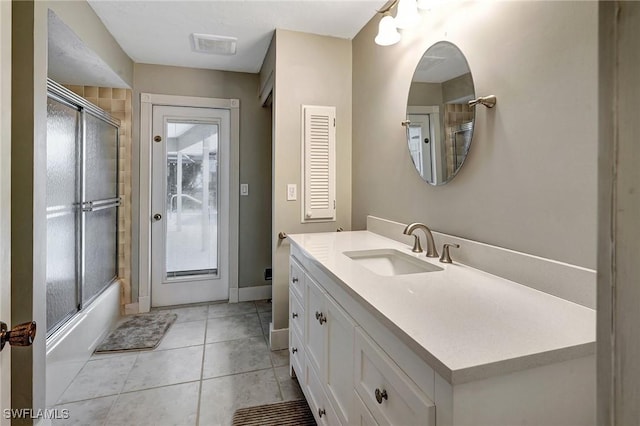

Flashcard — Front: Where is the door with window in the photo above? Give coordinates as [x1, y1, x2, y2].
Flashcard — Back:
[151, 106, 230, 306]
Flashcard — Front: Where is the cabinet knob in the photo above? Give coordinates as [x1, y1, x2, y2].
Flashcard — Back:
[318, 408, 326, 418]
[315, 311, 326, 325]
[292, 312, 298, 319]
[375, 388, 388, 404]
[292, 277, 299, 283]
[292, 347, 298, 354]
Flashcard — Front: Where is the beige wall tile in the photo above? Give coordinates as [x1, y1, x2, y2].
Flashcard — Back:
[98, 87, 112, 98]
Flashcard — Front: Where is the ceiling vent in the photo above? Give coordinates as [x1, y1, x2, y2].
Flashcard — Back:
[191, 33, 237, 56]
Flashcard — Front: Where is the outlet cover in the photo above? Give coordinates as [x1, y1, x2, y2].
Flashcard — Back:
[287, 184, 297, 201]
[240, 183, 249, 196]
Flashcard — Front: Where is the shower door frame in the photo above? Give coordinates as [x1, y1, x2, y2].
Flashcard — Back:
[46, 80, 121, 336]
[138, 93, 240, 312]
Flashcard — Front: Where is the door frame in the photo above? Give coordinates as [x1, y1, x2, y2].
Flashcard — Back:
[0, 0, 11, 421]
[139, 93, 240, 311]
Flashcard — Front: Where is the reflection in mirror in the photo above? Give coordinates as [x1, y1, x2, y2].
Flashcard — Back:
[406, 41, 475, 185]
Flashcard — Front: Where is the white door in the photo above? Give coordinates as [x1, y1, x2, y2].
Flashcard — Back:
[151, 106, 230, 307]
[408, 114, 434, 182]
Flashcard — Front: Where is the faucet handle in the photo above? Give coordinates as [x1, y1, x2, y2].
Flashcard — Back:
[439, 243, 460, 264]
[410, 234, 423, 253]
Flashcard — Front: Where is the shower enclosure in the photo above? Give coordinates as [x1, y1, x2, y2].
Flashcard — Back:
[46, 79, 120, 335]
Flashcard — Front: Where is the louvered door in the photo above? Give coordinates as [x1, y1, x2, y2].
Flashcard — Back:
[302, 105, 336, 222]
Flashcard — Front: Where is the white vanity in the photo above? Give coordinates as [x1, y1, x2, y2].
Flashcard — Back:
[287, 230, 595, 426]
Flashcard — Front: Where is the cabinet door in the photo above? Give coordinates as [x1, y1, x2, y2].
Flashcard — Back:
[324, 296, 355, 425]
[305, 355, 342, 426]
[305, 276, 326, 375]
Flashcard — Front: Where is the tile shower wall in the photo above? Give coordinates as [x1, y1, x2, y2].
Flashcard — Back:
[65, 85, 132, 309]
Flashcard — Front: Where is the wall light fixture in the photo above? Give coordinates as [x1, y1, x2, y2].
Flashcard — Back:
[374, 0, 435, 46]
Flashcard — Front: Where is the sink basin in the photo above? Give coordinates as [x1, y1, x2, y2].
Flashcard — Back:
[343, 249, 443, 276]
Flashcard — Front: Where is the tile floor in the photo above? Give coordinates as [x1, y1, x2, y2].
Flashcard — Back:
[51, 300, 305, 426]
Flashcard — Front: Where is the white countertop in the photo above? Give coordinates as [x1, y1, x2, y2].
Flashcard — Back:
[288, 231, 596, 385]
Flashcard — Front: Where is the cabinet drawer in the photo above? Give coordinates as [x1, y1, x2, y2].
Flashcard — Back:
[289, 289, 304, 337]
[290, 328, 305, 386]
[305, 356, 342, 426]
[355, 328, 435, 426]
[290, 258, 305, 301]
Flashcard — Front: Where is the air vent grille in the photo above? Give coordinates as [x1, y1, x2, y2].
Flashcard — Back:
[191, 33, 237, 56]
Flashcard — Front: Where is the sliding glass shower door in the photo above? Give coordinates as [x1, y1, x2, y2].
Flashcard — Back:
[46, 80, 120, 335]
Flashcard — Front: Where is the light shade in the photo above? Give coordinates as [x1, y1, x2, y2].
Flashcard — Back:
[394, 0, 420, 29]
[374, 14, 401, 46]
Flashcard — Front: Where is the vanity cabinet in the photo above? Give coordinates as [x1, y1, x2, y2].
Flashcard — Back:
[288, 231, 596, 426]
[290, 249, 435, 426]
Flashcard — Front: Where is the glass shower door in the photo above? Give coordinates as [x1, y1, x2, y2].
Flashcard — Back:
[46, 97, 80, 332]
[46, 80, 121, 335]
[82, 113, 119, 304]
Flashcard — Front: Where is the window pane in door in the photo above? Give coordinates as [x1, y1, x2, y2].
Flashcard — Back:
[165, 122, 219, 278]
[46, 97, 80, 333]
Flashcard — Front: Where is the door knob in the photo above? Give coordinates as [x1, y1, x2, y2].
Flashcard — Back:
[0, 321, 36, 351]
[153, 213, 162, 221]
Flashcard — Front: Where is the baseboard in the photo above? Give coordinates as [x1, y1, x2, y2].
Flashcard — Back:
[238, 285, 272, 302]
[228, 287, 239, 303]
[124, 302, 139, 315]
[366, 215, 596, 309]
[269, 325, 288, 350]
[138, 296, 150, 313]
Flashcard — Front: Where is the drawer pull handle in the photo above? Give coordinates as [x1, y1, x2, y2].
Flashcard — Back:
[292, 312, 298, 319]
[292, 277, 299, 283]
[315, 311, 326, 325]
[292, 347, 298, 354]
[375, 388, 388, 404]
[318, 408, 326, 418]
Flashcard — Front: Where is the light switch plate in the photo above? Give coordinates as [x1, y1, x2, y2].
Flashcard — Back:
[287, 184, 297, 201]
[240, 184, 249, 196]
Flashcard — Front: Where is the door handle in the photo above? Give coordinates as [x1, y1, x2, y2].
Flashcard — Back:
[0, 321, 36, 351]
[153, 213, 162, 221]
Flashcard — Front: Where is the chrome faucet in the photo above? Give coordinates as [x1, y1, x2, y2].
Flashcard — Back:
[403, 223, 439, 258]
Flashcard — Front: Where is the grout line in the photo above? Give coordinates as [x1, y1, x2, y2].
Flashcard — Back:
[195, 306, 209, 426]
[95, 352, 138, 425]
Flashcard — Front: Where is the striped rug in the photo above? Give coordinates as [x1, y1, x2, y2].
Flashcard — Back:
[232, 399, 316, 426]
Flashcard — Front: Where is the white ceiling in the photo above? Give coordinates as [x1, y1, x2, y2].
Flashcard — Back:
[413, 42, 470, 84]
[87, 0, 387, 74]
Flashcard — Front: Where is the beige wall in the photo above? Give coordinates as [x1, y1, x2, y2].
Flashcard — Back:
[47, 1, 133, 87]
[132, 64, 272, 297]
[271, 29, 352, 332]
[352, 1, 597, 269]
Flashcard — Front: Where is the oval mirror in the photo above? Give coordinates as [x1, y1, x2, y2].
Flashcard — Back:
[406, 41, 475, 185]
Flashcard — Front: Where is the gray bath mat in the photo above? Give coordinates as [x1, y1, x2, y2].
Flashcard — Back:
[94, 311, 177, 353]
[232, 399, 316, 426]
